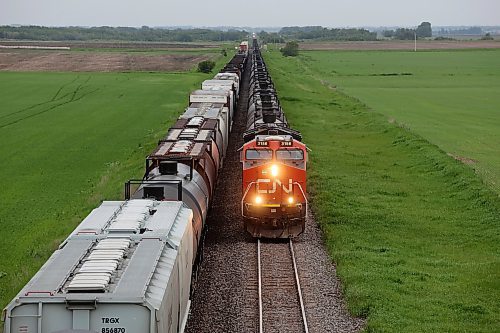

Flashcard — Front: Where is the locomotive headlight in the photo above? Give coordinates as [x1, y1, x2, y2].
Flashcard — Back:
[255, 196, 263, 204]
[288, 196, 294, 204]
[270, 164, 279, 177]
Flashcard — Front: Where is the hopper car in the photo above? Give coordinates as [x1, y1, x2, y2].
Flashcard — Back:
[2, 43, 249, 333]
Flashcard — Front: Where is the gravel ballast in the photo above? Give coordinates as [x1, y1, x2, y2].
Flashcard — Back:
[185, 52, 365, 333]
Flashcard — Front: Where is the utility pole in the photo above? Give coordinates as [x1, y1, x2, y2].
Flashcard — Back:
[414, 31, 417, 52]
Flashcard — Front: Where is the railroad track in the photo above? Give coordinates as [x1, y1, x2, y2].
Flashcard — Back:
[257, 239, 309, 333]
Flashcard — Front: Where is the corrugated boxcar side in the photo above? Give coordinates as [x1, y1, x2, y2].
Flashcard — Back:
[156, 207, 194, 333]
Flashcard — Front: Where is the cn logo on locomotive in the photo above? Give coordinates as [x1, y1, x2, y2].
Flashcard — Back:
[256, 178, 293, 194]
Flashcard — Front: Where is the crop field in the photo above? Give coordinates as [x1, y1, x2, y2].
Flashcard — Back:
[0, 47, 222, 72]
[295, 49, 500, 194]
[0, 51, 228, 312]
[264, 50, 499, 332]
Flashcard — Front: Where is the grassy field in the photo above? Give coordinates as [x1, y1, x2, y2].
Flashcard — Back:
[264, 50, 500, 332]
[296, 49, 500, 193]
[0, 53, 228, 312]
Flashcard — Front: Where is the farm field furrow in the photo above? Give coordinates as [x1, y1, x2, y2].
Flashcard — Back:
[0, 49, 218, 72]
[0, 56, 227, 311]
[296, 49, 500, 193]
[264, 50, 500, 332]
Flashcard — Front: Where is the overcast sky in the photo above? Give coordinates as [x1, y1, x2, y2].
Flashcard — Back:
[1, 0, 499, 28]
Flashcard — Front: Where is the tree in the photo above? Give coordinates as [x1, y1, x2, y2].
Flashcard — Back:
[382, 30, 395, 38]
[416, 22, 432, 38]
[395, 28, 416, 40]
[481, 33, 494, 40]
[197, 60, 216, 73]
[259, 31, 285, 44]
[176, 33, 193, 42]
[280, 41, 299, 57]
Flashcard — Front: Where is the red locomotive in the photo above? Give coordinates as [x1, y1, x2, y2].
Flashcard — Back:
[241, 133, 307, 238]
[241, 38, 308, 238]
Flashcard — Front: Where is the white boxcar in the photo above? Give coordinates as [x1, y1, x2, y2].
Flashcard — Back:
[202, 79, 236, 103]
[190, 89, 234, 130]
[213, 72, 240, 94]
[2, 200, 194, 333]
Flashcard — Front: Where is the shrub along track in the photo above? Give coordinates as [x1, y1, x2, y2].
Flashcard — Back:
[185, 54, 364, 333]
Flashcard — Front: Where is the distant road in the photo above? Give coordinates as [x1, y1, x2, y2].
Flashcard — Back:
[0, 45, 70, 50]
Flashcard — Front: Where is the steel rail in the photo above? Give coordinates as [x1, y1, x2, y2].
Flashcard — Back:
[290, 239, 309, 333]
[258, 239, 263, 333]
[257, 239, 309, 333]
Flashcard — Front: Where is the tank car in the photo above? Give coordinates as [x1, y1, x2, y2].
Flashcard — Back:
[129, 104, 230, 260]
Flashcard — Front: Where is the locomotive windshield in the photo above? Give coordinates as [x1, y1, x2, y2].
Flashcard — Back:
[246, 149, 272, 160]
[276, 149, 304, 160]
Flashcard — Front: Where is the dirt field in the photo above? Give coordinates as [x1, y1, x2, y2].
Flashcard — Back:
[0, 40, 220, 50]
[0, 49, 213, 72]
[299, 40, 500, 50]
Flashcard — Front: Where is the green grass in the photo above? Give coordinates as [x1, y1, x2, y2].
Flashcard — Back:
[295, 49, 500, 193]
[0, 52, 229, 312]
[264, 50, 500, 332]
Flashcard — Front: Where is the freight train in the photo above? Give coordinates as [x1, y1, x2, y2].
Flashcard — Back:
[241, 38, 308, 238]
[2, 45, 248, 333]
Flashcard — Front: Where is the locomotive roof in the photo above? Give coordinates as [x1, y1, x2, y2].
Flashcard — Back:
[243, 125, 303, 143]
[7, 200, 192, 309]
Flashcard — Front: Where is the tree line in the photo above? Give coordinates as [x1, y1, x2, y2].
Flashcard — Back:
[279, 26, 377, 41]
[436, 26, 483, 36]
[0, 25, 380, 43]
[382, 22, 432, 40]
[0, 26, 248, 42]
[1, 23, 447, 43]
